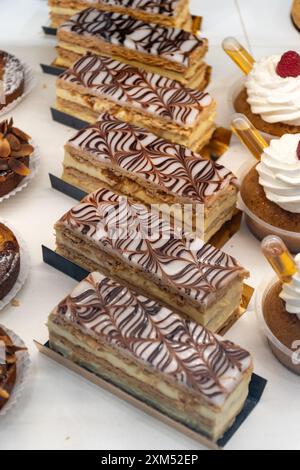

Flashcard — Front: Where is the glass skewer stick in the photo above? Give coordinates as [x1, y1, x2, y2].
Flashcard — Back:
[231, 113, 269, 161]
[261, 236, 297, 283]
[222, 37, 255, 75]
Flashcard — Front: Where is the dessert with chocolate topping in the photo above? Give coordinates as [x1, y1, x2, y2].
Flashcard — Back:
[292, 0, 300, 31]
[56, 54, 216, 152]
[0, 118, 34, 198]
[63, 113, 238, 242]
[55, 187, 249, 332]
[0, 327, 27, 410]
[0, 51, 25, 111]
[56, 9, 209, 90]
[49, 0, 193, 31]
[0, 223, 20, 301]
[235, 50, 300, 136]
[48, 271, 253, 441]
[240, 133, 300, 251]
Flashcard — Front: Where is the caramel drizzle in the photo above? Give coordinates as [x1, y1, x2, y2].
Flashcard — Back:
[68, 114, 237, 202]
[59, 54, 211, 126]
[60, 188, 245, 307]
[60, 8, 203, 66]
[57, 272, 251, 405]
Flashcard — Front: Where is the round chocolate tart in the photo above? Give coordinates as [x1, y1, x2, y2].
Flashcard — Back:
[0, 118, 33, 197]
[240, 166, 300, 233]
[0, 223, 20, 301]
[0, 50, 25, 111]
[234, 89, 300, 137]
[263, 282, 300, 375]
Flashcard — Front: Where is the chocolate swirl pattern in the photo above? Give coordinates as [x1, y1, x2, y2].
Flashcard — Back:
[56, 271, 251, 406]
[59, 54, 212, 126]
[68, 114, 237, 203]
[60, 188, 246, 307]
[60, 8, 203, 66]
[89, 0, 180, 16]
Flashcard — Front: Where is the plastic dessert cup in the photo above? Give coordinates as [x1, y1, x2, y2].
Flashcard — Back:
[256, 278, 300, 375]
[238, 164, 300, 253]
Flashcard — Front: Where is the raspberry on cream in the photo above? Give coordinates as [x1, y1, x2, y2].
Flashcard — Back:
[245, 54, 300, 126]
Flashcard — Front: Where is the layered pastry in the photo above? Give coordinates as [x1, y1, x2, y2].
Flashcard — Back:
[0, 223, 20, 301]
[49, 0, 193, 31]
[48, 271, 253, 441]
[240, 134, 300, 248]
[55, 187, 249, 332]
[62, 114, 238, 242]
[0, 118, 33, 197]
[263, 256, 300, 375]
[0, 51, 25, 111]
[0, 327, 25, 410]
[56, 54, 216, 152]
[292, 0, 300, 31]
[56, 9, 210, 90]
[235, 50, 300, 136]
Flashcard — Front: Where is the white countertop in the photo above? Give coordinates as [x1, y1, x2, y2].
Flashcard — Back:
[0, 0, 299, 451]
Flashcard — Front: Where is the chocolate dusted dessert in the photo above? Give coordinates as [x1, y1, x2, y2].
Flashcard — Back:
[48, 271, 253, 442]
[0, 223, 20, 301]
[0, 51, 25, 111]
[0, 327, 26, 410]
[0, 118, 34, 198]
[56, 54, 216, 153]
[56, 9, 210, 90]
[49, 0, 193, 31]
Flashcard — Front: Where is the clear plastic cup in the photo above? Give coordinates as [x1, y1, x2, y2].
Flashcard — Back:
[255, 277, 300, 376]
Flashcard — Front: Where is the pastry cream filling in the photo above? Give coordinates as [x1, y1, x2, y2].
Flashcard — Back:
[62, 150, 237, 241]
[55, 89, 216, 151]
[55, 225, 244, 332]
[48, 319, 252, 441]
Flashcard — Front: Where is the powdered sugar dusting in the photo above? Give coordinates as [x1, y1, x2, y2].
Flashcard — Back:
[3, 54, 24, 95]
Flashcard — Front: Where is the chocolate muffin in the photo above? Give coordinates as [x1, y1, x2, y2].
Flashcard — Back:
[0, 223, 20, 301]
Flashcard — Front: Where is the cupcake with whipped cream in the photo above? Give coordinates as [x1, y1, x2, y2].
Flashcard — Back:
[262, 254, 300, 375]
[240, 133, 300, 251]
[235, 50, 300, 136]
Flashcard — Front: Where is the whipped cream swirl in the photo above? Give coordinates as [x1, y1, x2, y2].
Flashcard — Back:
[257, 133, 300, 213]
[246, 55, 300, 125]
[280, 254, 300, 320]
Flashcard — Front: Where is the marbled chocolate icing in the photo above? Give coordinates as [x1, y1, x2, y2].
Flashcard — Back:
[54, 271, 252, 406]
[58, 54, 212, 126]
[67, 113, 237, 203]
[59, 188, 246, 308]
[59, 8, 203, 66]
[88, 0, 181, 16]
[0, 51, 24, 96]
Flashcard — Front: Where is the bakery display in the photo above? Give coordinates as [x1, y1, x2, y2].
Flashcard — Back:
[0, 50, 25, 111]
[259, 236, 300, 375]
[292, 0, 300, 31]
[0, 223, 20, 301]
[0, 327, 26, 410]
[56, 54, 216, 152]
[49, 0, 193, 31]
[235, 50, 300, 137]
[0, 118, 34, 198]
[48, 270, 253, 441]
[62, 114, 238, 242]
[56, 9, 209, 90]
[55, 187, 249, 332]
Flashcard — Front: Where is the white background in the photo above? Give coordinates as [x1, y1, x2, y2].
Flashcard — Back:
[0, 0, 299, 450]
